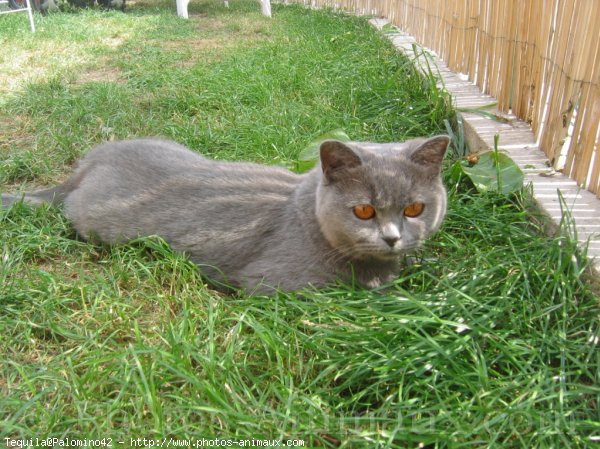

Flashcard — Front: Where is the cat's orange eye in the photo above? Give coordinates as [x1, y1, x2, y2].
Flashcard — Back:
[403, 202, 425, 218]
[353, 204, 376, 220]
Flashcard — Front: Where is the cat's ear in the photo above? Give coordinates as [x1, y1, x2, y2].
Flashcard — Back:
[410, 135, 450, 169]
[320, 140, 362, 182]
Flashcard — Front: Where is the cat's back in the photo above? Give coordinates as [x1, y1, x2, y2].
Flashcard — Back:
[64, 138, 304, 245]
[77, 138, 299, 184]
[77, 138, 208, 176]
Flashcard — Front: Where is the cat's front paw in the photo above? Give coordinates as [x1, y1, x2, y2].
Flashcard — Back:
[364, 271, 400, 289]
[364, 277, 382, 289]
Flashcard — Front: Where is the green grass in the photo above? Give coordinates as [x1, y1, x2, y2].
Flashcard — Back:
[1, 1, 598, 448]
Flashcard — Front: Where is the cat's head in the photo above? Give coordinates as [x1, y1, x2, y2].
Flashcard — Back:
[315, 136, 449, 261]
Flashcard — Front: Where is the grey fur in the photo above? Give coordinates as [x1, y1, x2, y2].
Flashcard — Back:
[1, 137, 450, 294]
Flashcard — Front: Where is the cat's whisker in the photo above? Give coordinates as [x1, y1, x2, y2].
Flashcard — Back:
[322, 245, 354, 267]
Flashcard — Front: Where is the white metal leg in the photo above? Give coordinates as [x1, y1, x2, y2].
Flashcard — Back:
[25, 0, 35, 31]
[0, 0, 36, 32]
[176, 0, 271, 19]
[175, 0, 189, 18]
[260, 0, 271, 17]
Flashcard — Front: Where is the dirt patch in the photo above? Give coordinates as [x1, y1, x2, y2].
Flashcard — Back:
[101, 36, 126, 48]
[78, 65, 123, 84]
[160, 36, 230, 52]
[159, 23, 273, 69]
[0, 114, 36, 154]
[0, 50, 46, 95]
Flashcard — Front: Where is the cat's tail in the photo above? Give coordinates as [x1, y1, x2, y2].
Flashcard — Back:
[2, 184, 71, 209]
[2, 166, 87, 209]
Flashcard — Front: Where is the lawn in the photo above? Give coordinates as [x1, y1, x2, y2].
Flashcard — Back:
[1, 1, 598, 447]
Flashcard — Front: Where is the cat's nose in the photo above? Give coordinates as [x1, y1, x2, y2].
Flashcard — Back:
[383, 236, 399, 247]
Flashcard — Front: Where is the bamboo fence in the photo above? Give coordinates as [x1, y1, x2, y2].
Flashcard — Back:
[291, 0, 600, 197]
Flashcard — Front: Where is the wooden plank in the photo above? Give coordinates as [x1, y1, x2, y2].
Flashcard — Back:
[548, 0, 582, 165]
[531, 0, 557, 139]
[515, 0, 536, 122]
[565, 0, 600, 194]
[477, 0, 489, 91]
[538, 0, 566, 162]
[465, 0, 480, 79]
[497, 0, 517, 111]
[488, 0, 502, 97]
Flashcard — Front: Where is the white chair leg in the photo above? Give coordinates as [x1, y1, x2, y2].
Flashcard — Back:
[25, 0, 35, 32]
[260, 0, 271, 17]
[176, 0, 269, 18]
[176, 0, 189, 18]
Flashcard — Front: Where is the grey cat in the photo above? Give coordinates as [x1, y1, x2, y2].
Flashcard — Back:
[1, 136, 449, 294]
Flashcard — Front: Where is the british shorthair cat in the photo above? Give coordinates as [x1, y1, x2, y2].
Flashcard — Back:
[1, 136, 449, 294]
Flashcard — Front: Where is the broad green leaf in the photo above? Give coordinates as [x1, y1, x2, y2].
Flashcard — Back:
[456, 150, 524, 195]
[295, 129, 350, 173]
